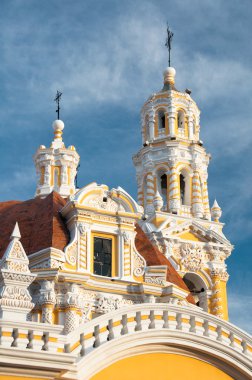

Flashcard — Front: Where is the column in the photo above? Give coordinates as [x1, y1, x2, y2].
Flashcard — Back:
[210, 270, 229, 320]
[136, 175, 144, 207]
[192, 171, 204, 218]
[188, 115, 194, 140]
[168, 164, 180, 213]
[39, 280, 56, 324]
[63, 283, 81, 334]
[145, 171, 155, 214]
[202, 175, 211, 220]
[168, 112, 176, 137]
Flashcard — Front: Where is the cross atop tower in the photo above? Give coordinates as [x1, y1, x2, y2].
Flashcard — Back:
[54, 90, 62, 120]
[165, 24, 174, 67]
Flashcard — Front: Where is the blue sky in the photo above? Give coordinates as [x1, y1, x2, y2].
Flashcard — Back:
[0, 0, 251, 332]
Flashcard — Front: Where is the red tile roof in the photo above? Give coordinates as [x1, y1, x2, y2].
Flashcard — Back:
[135, 224, 195, 304]
[0, 192, 69, 257]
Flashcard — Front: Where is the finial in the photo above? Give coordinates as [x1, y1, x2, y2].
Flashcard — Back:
[211, 199, 222, 222]
[165, 23, 174, 67]
[153, 190, 164, 211]
[54, 90, 62, 120]
[11, 222, 21, 240]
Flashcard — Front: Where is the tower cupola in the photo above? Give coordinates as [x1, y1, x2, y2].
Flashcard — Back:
[33, 119, 80, 198]
[133, 29, 211, 220]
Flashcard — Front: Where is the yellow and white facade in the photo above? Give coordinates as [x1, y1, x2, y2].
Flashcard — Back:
[0, 63, 251, 380]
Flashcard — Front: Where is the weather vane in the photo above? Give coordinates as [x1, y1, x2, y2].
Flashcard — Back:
[165, 24, 174, 67]
[54, 90, 62, 120]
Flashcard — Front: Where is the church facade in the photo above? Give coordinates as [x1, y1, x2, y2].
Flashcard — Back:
[0, 61, 251, 380]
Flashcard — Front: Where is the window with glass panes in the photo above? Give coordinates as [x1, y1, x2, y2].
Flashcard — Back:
[93, 237, 112, 277]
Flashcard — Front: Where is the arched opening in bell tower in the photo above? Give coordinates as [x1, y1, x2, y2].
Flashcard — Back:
[177, 110, 185, 131]
[183, 273, 208, 311]
[179, 169, 191, 206]
[157, 170, 168, 206]
[158, 110, 166, 130]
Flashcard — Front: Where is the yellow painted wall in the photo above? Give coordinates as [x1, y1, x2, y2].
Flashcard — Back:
[91, 353, 233, 380]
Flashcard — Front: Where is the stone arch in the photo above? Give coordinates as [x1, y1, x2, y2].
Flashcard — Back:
[183, 272, 209, 311]
[176, 166, 192, 206]
[78, 327, 251, 380]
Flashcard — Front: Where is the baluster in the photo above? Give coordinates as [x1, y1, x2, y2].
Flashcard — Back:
[241, 340, 248, 355]
[64, 343, 71, 353]
[42, 332, 49, 351]
[27, 330, 34, 349]
[93, 325, 101, 347]
[107, 319, 114, 341]
[162, 310, 169, 329]
[80, 333, 85, 356]
[189, 316, 196, 333]
[176, 313, 182, 330]
[203, 320, 209, 337]
[135, 311, 142, 332]
[149, 310, 155, 329]
[228, 332, 235, 348]
[121, 315, 128, 335]
[11, 328, 18, 347]
[216, 325, 222, 342]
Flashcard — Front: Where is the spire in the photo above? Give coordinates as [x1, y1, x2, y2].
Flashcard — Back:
[0, 223, 36, 321]
[10, 222, 21, 240]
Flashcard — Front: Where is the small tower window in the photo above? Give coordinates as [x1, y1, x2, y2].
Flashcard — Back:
[177, 110, 185, 130]
[93, 237, 112, 277]
[180, 174, 186, 205]
[158, 110, 166, 129]
[160, 173, 167, 205]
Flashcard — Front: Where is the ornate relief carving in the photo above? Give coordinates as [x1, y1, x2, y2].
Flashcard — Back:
[145, 277, 166, 286]
[211, 269, 229, 281]
[122, 231, 130, 243]
[180, 243, 203, 271]
[96, 295, 134, 313]
[39, 280, 56, 305]
[133, 250, 145, 277]
[65, 241, 78, 266]
[87, 196, 123, 212]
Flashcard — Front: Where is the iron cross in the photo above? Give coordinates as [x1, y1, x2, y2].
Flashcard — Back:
[54, 90, 62, 120]
[165, 24, 174, 67]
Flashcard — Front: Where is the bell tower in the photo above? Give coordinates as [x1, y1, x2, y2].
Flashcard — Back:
[133, 66, 211, 219]
[34, 119, 80, 198]
[133, 30, 233, 321]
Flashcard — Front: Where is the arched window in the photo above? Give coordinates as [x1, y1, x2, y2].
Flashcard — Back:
[180, 174, 186, 205]
[177, 110, 185, 130]
[160, 174, 167, 205]
[183, 273, 208, 311]
[179, 169, 191, 206]
[157, 170, 168, 206]
[158, 110, 166, 130]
